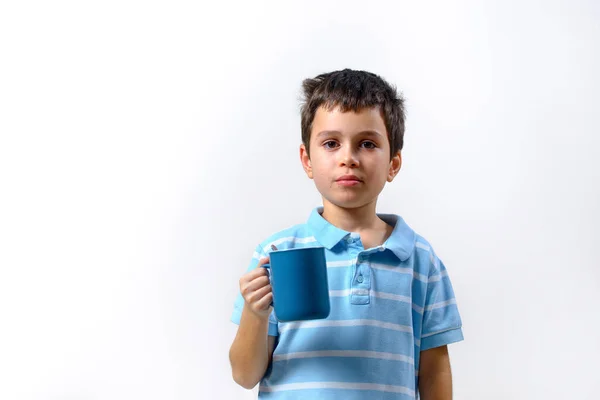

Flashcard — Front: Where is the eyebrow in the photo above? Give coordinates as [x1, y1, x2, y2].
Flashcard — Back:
[315, 130, 384, 139]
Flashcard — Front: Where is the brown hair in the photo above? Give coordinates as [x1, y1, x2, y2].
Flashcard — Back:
[300, 68, 406, 159]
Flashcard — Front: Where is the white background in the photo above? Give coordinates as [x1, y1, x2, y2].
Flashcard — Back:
[1, 0, 599, 399]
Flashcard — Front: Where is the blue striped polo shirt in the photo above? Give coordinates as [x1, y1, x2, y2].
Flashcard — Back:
[231, 207, 464, 399]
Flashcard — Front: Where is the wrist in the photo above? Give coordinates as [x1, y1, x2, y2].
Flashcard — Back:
[243, 303, 271, 323]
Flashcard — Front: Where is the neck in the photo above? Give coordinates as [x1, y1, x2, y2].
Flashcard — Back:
[320, 199, 382, 232]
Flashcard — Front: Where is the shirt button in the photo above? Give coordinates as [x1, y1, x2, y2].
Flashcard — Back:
[357, 275, 364, 283]
[346, 236, 353, 243]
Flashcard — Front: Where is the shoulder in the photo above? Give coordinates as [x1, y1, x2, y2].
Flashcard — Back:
[392, 214, 440, 276]
[412, 233, 446, 278]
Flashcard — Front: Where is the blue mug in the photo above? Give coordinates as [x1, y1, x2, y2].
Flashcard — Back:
[263, 247, 330, 322]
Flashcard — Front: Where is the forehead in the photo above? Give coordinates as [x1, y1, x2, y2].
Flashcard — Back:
[311, 105, 387, 137]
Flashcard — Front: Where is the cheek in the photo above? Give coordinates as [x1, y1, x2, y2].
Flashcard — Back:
[368, 161, 392, 182]
[312, 165, 328, 182]
[310, 163, 333, 186]
[309, 156, 329, 174]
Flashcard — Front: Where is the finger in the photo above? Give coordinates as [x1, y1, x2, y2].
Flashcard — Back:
[247, 283, 272, 304]
[243, 275, 270, 295]
[246, 260, 271, 278]
[255, 292, 274, 310]
[252, 266, 269, 278]
[256, 256, 271, 267]
[241, 274, 269, 295]
[240, 268, 267, 286]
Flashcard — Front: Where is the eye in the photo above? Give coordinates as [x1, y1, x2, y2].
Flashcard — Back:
[360, 141, 377, 149]
[323, 140, 339, 149]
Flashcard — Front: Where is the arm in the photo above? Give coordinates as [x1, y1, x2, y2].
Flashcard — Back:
[418, 345, 453, 400]
[229, 305, 276, 389]
[229, 257, 276, 389]
[418, 249, 463, 399]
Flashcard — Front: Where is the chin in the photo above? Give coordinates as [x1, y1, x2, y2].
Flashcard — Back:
[322, 194, 373, 210]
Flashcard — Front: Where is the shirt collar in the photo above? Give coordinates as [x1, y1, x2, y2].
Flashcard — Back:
[306, 207, 416, 261]
[307, 207, 350, 250]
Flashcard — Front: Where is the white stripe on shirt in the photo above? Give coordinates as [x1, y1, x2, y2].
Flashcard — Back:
[262, 236, 318, 253]
[327, 259, 354, 267]
[370, 262, 428, 283]
[329, 289, 450, 315]
[428, 270, 449, 283]
[273, 350, 414, 364]
[279, 319, 413, 334]
[424, 298, 457, 311]
[259, 381, 415, 396]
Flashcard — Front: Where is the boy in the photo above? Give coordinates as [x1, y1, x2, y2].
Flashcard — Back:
[229, 69, 463, 399]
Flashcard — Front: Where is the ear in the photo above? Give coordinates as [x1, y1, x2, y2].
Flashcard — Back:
[300, 143, 313, 179]
[387, 151, 402, 182]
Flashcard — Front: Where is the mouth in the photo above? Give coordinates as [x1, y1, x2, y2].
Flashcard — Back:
[335, 175, 363, 186]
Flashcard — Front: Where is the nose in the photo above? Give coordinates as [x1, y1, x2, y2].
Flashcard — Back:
[338, 146, 359, 168]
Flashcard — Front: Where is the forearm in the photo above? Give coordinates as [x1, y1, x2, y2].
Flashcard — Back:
[418, 370, 453, 400]
[229, 304, 271, 389]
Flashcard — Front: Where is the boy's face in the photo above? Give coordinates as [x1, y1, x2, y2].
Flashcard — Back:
[300, 105, 402, 210]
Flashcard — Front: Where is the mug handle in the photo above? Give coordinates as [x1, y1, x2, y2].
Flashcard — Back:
[261, 263, 274, 307]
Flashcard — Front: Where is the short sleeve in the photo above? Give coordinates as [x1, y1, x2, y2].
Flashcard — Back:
[230, 244, 279, 336]
[420, 253, 464, 351]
